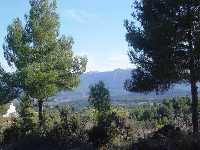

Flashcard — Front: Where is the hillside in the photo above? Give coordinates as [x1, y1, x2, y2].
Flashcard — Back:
[54, 69, 192, 104]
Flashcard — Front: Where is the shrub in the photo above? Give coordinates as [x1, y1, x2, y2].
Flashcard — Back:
[47, 106, 88, 149]
[131, 125, 200, 150]
[17, 95, 38, 135]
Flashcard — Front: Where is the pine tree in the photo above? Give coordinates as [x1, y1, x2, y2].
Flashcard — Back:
[125, 0, 200, 134]
[88, 81, 111, 113]
[3, 0, 87, 127]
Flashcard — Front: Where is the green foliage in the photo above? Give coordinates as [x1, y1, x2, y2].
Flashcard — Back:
[2, 0, 87, 125]
[131, 125, 200, 150]
[18, 95, 38, 135]
[0, 97, 196, 149]
[88, 81, 112, 148]
[89, 81, 111, 112]
[124, 0, 200, 134]
[88, 82, 133, 148]
[2, 96, 38, 146]
[0, 104, 9, 115]
[0, 66, 17, 104]
[2, 119, 21, 146]
[42, 107, 61, 134]
[128, 97, 192, 130]
[47, 106, 88, 149]
[125, 0, 200, 92]
[0, 117, 13, 146]
[57, 106, 82, 136]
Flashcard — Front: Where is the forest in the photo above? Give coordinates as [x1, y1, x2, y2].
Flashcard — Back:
[1, 0, 200, 150]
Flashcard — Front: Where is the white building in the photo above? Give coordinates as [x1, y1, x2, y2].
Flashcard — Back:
[3, 103, 18, 118]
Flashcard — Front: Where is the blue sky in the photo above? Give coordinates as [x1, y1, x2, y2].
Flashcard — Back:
[0, 0, 133, 72]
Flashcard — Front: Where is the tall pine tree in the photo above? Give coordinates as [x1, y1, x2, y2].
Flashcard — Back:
[125, 0, 200, 134]
[3, 0, 87, 127]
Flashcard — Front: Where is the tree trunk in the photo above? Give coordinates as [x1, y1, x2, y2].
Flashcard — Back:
[191, 80, 199, 135]
[38, 100, 43, 128]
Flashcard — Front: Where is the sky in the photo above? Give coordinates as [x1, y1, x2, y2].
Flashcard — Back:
[0, 0, 134, 72]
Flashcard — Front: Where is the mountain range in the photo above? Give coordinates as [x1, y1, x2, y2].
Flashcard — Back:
[54, 69, 192, 104]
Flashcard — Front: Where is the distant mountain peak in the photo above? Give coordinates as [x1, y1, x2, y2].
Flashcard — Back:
[113, 68, 132, 72]
[86, 68, 132, 74]
[55, 68, 191, 103]
[85, 71, 100, 74]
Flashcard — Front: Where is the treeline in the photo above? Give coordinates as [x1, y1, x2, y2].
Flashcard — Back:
[129, 97, 192, 131]
[0, 82, 198, 149]
[0, 82, 132, 149]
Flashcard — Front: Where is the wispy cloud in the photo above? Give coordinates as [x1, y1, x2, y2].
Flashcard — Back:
[65, 9, 88, 24]
[63, 9, 104, 25]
